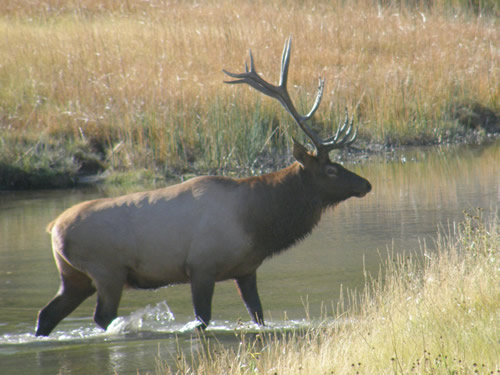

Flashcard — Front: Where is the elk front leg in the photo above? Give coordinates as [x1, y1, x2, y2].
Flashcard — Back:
[190, 271, 215, 330]
[236, 272, 264, 325]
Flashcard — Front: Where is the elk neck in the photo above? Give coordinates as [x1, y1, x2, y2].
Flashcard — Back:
[237, 162, 332, 258]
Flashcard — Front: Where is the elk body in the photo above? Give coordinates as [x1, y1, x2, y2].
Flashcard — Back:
[35, 38, 371, 337]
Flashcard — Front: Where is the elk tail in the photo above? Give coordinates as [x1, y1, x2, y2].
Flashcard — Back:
[46, 220, 56, 234]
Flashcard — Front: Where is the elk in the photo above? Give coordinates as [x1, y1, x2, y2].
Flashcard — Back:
[35, 37, 371, 336]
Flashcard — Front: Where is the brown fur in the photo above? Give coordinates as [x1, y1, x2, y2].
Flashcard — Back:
[239, 163, 323, 254]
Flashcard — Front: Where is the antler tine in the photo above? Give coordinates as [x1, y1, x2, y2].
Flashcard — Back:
[325, 127, 358, 150]
[304, 78, 325, 120]
[279, 37, 292, 88]
[321, 108, 358, 151]
[324, 108, 350, 143]
[277, 37, 325, 123]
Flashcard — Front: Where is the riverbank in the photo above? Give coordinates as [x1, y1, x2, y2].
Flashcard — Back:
[1, 0, 498, 189]
[157, 209, 499, 374]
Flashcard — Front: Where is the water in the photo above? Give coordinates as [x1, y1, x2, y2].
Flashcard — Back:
[0, 142, 499, 374]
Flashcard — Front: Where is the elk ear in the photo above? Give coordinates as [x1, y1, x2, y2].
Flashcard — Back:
[292, 140, 316, 168]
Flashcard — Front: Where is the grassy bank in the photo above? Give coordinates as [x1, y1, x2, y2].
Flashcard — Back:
[0, 0, 499, 189]
[157, 210, 499, 374]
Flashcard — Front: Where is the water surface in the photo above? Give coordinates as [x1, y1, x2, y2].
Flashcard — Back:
[0, 142, 499, 374]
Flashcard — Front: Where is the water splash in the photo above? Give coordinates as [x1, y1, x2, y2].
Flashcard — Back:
[106, 301, 175, 335]
[178, 318, 316, 334]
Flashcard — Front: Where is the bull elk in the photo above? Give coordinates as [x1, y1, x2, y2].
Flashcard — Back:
[35, 37, 371, 336]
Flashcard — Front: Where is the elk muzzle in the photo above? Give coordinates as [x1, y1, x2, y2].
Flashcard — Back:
[352, 177, 371, 198]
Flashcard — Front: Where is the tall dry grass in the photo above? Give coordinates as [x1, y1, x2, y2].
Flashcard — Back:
[157, 209, 499, 374]
[0, 0, 498, 186]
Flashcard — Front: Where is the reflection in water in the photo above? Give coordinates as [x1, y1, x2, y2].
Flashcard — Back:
[0, 142, 498, 374]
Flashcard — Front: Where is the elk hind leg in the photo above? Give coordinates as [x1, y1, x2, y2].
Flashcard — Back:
[36, 253, 96, 336]
[92, 271, 125, 330]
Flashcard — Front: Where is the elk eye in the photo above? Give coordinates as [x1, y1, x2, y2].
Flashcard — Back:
[325, 165, 338, 177]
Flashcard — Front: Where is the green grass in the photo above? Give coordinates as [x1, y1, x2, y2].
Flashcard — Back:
[156, 209, 499, 374]
[0, 0, 498, 189]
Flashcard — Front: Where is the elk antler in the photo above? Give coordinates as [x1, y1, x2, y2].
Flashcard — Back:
[223, 37, 358, 158]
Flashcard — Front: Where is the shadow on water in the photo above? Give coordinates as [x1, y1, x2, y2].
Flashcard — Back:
[0, 142, 499, 374]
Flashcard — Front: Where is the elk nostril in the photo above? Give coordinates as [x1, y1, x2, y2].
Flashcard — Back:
[354, 179, 371, 198]
[365, 181, 372, 193]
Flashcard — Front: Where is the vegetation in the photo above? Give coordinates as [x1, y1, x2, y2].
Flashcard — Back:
[0, 0, 498, 188]
[157, 209, 500, 374]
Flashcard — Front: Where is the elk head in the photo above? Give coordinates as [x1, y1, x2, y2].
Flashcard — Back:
[223, 37, 371, 204]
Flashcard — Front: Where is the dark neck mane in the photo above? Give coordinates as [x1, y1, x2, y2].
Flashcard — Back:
[239, 163, 327, 257]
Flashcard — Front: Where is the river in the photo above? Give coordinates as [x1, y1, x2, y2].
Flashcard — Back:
[0, 142, 499, 374]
